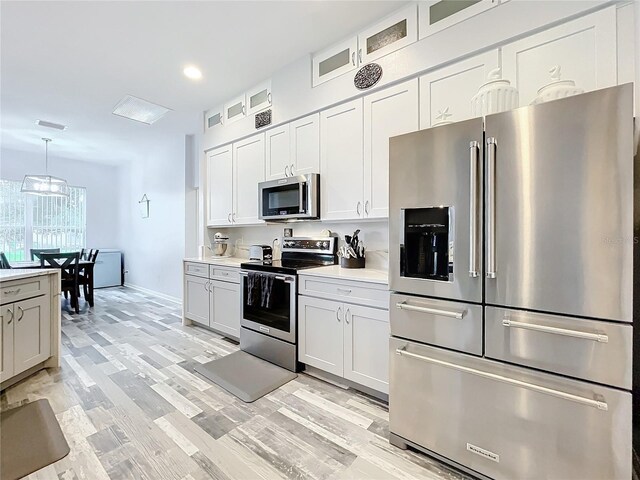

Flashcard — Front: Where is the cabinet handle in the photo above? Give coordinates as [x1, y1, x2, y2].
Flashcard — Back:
[345, 308, 351, 324]
[228, 213, 232, 223]
[351, 51, 356, 66]
[16, 306, 24, 322]
[336, 306, 342, 322]
[3, 288, 21, 295]
[284, 165, 289, 177]
[395, 345, 608, 411]
[290, 164, 295, 175]
[267, 92, 272, 104]
[232, 213, 236, 222]
[242, 105, 246, 115]
[364, 200, 370, 215]
[358, 48, 362, 64]
[356, 201, 361, 216]
[204, 281, 210, 292]
[337, 287, 352, 294]
[6, 308, 13, 325]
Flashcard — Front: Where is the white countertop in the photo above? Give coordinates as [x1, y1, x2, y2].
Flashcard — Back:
[184, 256, 245, 267]
[0, 268, 59, 282]
[300, 265, 388, 285]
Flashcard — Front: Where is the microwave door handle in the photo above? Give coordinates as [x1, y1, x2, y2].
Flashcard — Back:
[299, 182, 306, 213]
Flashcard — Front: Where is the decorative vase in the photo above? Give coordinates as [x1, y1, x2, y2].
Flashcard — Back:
[471, 67, 519, 117]
[531, 65, 584, 105]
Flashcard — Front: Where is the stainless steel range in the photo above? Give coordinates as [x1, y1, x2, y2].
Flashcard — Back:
[240, 237, 337, 372]
[388, 85, 634, 479]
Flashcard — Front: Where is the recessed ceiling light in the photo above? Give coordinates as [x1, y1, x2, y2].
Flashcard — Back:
[112, 95, 171, 125]
[183, 65, 202, 80]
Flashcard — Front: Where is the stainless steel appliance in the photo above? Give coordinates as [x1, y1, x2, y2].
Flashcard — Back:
[388, 85, 634, 480]
[248, 245, 272, 261]
[258, 173, 320, 221]
[240, 237, 337, 371]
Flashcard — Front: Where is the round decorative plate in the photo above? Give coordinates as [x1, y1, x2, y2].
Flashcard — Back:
[354, 63, 383, 90]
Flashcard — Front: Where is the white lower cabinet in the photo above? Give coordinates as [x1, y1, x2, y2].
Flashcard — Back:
[209, 279, 240, 339]
[298, 289, 390, 394]
[1, 294, 51, 382]
[183, 264, 241, 340]
[184, 274, 210, 325]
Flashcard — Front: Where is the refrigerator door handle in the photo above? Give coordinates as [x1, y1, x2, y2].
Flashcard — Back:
[395, 345, 609, 411]
[502, 317, 609, 343]
[396, 301, 466, 319]
[469, 141, 480, 278]
[486, 137, 497, 279]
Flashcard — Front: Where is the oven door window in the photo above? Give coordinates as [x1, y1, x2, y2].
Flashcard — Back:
[243, 276, 291, 332]
[262, 183, 305, 217]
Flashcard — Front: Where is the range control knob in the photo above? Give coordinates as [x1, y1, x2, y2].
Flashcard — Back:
[322, 241, 328, 248]
[316, 242, 321, 246]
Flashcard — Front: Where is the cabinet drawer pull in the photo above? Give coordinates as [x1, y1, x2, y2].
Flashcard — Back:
[396, 302, 466, 319]
[396, 346, 608, 411]
[502, 318, 609, 343]
[3, 288, 21, 295]
[337, 288, 352, 294]
[16, 306, 24, 322]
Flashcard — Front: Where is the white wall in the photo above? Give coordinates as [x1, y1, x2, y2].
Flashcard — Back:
[0, 147, 121, 248]
[118, 137, 186, 300]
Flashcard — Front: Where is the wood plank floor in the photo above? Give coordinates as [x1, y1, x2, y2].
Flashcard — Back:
[1, 287, 470, 480]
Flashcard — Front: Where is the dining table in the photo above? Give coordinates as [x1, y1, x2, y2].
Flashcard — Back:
[11, 259, 96, 307]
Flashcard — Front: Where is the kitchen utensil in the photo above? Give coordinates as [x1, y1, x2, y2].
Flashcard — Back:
[212, 232, 230, 256]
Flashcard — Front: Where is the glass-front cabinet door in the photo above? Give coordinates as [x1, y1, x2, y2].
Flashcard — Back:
[246, 80, 272, 115]
[204, 105, 223, 130]
[358, 4, 417, 64]
[418, 0, 499, 39]
[312, 36, 358, 87]
[224, 94, 246, 125]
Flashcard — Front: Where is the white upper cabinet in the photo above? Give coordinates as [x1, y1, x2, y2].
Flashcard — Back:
[204, 105, 224, 131]
[358, 4, 418, 65]
[501, 8, 617, 106]
[419, 50, 499, 128]
[233, 133, 265, 225]
[289, 113, 320, 176]
[265, 124, 291, 180]
[418, 0, 499, 39]
[224, 94, 246, 125]
[320, 99, 364, 221]
[207, 145, 233, 227]
[246, 80, 272, 115]
[313, 36, 358, 87]
[364, 79, 419, 219]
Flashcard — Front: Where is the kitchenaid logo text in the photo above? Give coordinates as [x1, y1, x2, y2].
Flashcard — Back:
[602, 235, 639, 246]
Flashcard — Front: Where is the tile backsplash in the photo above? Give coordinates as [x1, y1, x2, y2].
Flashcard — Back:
[207, 220, 389, 270]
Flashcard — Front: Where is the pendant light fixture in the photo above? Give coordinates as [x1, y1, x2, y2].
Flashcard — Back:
[21, 138, 69, 197]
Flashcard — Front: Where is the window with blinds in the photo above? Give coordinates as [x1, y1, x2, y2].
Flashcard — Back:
[0, 179, 86, 261]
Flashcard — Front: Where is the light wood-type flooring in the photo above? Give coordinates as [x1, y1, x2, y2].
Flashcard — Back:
[1, 287, 470, 480]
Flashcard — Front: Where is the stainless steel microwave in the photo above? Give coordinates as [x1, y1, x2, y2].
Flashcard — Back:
[258, 173, 320, 221]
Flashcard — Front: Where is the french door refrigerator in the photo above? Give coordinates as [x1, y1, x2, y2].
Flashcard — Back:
[388, 84, 633, 480]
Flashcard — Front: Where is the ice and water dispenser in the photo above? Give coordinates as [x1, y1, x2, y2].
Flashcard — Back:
[400, 207, 453, 282]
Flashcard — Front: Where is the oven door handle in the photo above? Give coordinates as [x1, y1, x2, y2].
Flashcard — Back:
[239, 271, 295, 283]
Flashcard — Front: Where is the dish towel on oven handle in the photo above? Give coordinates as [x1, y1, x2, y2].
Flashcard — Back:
[261, 274, 276, 309]
[247, 272, 262, 307]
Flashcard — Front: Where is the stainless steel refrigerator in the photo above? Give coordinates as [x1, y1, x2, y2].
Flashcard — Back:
[388, 84, 634, 479]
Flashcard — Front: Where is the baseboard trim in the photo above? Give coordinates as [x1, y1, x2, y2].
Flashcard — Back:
[125, 283, 181, 305]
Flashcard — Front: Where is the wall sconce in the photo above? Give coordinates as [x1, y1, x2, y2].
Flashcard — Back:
[138, 194, 150, 218]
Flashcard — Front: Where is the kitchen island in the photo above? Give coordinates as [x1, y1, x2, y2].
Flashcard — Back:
[0, 268, 61, 390]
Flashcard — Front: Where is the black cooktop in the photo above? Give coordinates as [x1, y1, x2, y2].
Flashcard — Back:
[241, 257, 336, 275]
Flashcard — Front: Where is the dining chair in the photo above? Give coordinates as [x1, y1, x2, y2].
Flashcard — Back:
[78, 249, 99, 307]
[30, 248, 60, 261]
[40, 252, 80, 313]
[0, 252, 11, 269]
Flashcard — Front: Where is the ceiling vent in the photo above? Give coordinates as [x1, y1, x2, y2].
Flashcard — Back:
[36, 119, 67, 131]
[112, 95, 171, 125]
